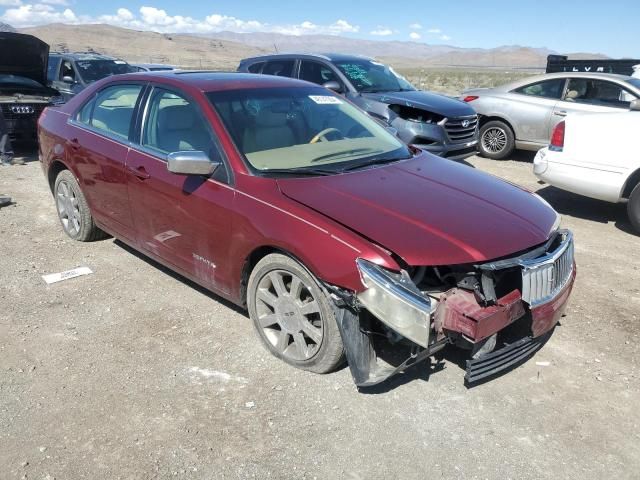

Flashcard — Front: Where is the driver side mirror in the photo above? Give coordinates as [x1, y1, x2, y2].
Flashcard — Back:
[62, 76, 75, 84]
[323, 81, 343, 94]
[167, 150, 220, 176]
[630, 99, 640, 112]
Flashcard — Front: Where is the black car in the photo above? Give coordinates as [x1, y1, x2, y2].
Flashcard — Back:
[238, 53, 478, 160]
[47, 52, 137, 101]
[0, 32, 59, 142]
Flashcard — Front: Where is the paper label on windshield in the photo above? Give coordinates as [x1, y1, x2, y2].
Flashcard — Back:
[309, 95, 342, 105]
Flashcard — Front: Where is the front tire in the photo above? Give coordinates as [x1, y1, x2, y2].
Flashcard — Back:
[628, 183, 640, 232]
[247, 253, 345, 374]
[479, 120, 515, 160]
[54, 170, 106, 242]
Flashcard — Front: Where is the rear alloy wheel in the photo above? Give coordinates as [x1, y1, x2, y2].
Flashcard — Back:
[479, 120, 515, 160]
[628, 183, 640, 233]
[247, 254, 344, 374]
[54, 170, 106, 242]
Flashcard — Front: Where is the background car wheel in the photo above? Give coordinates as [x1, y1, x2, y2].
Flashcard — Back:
[54, 170, 107, 242]
[479, 120, 515, 160]
[627, 183, 640, 232]
[247, 253, 345, 374]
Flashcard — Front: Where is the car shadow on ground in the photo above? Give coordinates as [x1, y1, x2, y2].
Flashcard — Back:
[113, 239, 247, 317]
[11, 142, 39, 164]
[535, 184, 638, 236]
[508, 150, 537, 163]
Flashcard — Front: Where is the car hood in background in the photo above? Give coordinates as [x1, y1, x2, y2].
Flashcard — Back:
[0, 32, 49, 86]
[363, 90, 475, 117]
[278, 153, 557, 266]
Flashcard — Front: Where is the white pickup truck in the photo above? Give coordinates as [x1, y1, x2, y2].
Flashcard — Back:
[533, 100, 640, 231]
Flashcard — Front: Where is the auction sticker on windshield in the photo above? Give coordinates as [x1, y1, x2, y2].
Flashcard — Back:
[309, 95, 343, 105]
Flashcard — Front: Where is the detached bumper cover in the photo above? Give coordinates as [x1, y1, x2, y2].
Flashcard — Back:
[465, 331, 552, 383]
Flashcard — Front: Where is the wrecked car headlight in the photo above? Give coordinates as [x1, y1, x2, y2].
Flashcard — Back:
[356, 258, 432, 348]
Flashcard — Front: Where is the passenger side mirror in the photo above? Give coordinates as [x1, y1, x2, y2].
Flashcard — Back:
[167, 150, 220, 176]
[62, 76, 75, 84]
[630, 99, 640, 112]
[323, 81, 343, 93]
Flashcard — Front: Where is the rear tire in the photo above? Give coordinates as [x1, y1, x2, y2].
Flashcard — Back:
[479, 120, 515, 160]
[247, 253, 345, 374]
[628, 183, 640, 233]
[54, 170, 107, 242]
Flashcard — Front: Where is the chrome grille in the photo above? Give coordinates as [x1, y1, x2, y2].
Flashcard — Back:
[520, 231, 574, 307]
[444, 115, 478, 143]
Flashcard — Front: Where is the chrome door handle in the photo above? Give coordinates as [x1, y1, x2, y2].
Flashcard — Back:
[554, 110, 567, 117]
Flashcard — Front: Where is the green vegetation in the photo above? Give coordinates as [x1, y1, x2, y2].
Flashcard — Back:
[395, 67, 540, 96]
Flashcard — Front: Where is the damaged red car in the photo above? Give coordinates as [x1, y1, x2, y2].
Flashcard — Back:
[38, 72, 575, 387]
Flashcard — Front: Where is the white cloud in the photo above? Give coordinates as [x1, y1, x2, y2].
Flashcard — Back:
[409, 31, 421, 40]
[427, 28, 441, 34]
[440, 34, 451, 41]
[1, 3, 76, 25]
[370, 26, 393, 36]
[0, 4, 360, 37]
[409, 23, 422, 30]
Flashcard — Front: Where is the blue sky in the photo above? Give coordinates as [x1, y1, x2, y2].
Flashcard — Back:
[1, 0, 638, 57]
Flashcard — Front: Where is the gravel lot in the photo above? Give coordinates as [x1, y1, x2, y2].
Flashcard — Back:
[1, 148, 639, 480]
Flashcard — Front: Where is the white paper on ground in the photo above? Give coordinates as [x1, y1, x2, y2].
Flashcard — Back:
[42, 266, 93, 284]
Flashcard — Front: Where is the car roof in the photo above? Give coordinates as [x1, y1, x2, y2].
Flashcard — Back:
[241, 52, 373, 64]
[499, 71, 636, 91]
[109, 70, 321, 92]
[50, 52, 121, 61]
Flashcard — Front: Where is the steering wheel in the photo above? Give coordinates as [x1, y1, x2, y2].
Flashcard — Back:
[309, 128, 343, 144]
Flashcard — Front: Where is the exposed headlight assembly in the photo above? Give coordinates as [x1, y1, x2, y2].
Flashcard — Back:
[356, 258, 432, 348]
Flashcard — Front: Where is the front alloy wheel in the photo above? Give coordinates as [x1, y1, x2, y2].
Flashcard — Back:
[479, 120, 515, 160]
[247, 254, 344, 373]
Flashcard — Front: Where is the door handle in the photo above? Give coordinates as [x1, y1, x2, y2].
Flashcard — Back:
[69, 138, 81, 150]
[127, 165, 150, 180]
[554, 110, 567, 117]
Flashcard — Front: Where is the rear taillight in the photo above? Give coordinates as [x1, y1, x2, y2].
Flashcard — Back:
[550, 121, 565, 151]
[462, 95, 479, 102]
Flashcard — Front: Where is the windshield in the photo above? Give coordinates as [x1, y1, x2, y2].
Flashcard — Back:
[334, 60, 416, 93]
[0, 74, 45, 89]
[626, 78, 640, 90]
[207, 87, 410, 174]
[75, 60, 137, 83]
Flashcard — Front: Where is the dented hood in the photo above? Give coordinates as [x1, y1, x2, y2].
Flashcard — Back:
[363, 90, 474, 117]
[0, 32, 49, 86]
[277, 153, 558, 266]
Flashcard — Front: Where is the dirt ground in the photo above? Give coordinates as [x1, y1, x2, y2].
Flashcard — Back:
[1, 147, 639, 480]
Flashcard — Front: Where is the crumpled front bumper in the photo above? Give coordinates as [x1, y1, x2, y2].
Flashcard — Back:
[337, 231, 575, 388]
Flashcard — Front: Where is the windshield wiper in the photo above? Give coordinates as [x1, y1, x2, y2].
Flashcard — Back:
[340, 156, 410, 172]
[259, 167, 336, 177]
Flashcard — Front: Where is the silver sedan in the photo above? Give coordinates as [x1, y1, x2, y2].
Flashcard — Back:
[462, 72, 640, 159]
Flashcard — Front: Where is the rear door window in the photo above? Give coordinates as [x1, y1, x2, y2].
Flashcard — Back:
[299, 60, 340, 86]
[247, 62, 265, 73]
[563, 78, 638, 108]
[47, 57, 61, 83]
[78, 84, 143, 139]
[262, 60, 295, 77]
[513, 79, 566, 99]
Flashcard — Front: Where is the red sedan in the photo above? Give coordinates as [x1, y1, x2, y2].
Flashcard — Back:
[38, 72, 575, 387]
